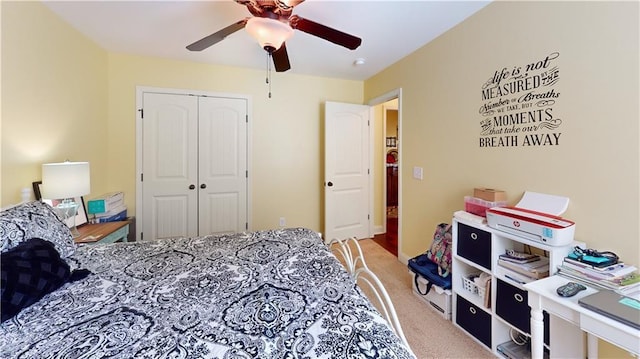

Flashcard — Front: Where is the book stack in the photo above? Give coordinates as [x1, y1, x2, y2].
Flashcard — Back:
[87, 192, 127, 223]
[497, 251, 550, 283]
[558, 256, 640, 293]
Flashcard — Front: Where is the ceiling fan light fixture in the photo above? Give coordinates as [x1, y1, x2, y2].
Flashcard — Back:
[246, 17, 294, 51]
[276, 0, 303, 10]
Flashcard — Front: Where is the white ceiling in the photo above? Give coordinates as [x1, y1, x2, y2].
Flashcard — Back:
[42, 0, 490, 81]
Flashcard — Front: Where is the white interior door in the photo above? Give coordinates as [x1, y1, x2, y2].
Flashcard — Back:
[198, 96, 248, 235]
[141, 92, 199, 239]
[324, 101, 372, 241]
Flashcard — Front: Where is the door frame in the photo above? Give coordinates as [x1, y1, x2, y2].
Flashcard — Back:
[134, 86, 253, 241]
[368, 88, 403, 257]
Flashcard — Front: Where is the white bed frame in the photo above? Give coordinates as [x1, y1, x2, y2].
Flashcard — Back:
[326, 237, 415, 357]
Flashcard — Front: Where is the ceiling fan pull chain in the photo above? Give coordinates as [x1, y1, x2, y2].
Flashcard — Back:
[266, 51, 272, 98]
[266, 52, 270, 85]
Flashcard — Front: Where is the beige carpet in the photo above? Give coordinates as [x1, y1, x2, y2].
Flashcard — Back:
[357, 238, 495, 359]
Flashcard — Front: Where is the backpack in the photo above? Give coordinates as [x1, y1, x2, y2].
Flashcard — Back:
[425, 223, 453, 277]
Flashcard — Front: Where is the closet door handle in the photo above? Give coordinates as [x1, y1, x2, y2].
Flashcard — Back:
[200, 183, 207, 189]
[189, 184, 196, 190]
[327, 182, 333, 187]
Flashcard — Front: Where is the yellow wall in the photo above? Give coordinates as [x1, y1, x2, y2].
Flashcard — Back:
[107, 53, 362, 231]
[386, 109, 398, 143]
[1, 1, 638, 357]
[3, 1, 637, 261]
[364, 3, 638, 356]
[365, 1, 639, 265]
[3, 1, 637, 260]
[1, 1, 362, 233]
[1, 1, 109, 204]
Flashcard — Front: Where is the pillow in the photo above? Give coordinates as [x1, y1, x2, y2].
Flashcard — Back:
[1, 238, 72, 322]
[0, 201, 75, 259]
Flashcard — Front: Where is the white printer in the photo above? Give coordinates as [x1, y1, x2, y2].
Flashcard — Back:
[486, 191, 576, 246]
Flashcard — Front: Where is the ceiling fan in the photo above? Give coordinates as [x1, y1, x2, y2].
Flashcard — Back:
[186, 0, 362, 72]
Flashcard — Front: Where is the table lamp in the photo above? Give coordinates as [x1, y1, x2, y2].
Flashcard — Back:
[42, 161, 90, 237]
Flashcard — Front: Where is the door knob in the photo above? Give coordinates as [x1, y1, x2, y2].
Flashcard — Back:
[327, 182, 333, 187]
[189, 184, 195, 190]
[200, 183, 207, 189]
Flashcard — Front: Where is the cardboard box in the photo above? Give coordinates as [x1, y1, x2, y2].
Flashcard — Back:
[87, 192, 124, 214]
[473, 188, 507, 202]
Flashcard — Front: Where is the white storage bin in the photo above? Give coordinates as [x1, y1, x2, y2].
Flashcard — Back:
[462, 273, 487, 298]
[411, 271, 452, 320]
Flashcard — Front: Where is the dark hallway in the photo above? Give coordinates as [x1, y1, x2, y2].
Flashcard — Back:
[372, 104, 399, 257]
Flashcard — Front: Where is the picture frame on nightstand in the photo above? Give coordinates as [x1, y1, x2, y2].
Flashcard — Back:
[32, 180, 88, 228]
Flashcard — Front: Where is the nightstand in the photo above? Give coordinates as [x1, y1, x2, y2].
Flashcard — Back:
[74, 221, 130, 244]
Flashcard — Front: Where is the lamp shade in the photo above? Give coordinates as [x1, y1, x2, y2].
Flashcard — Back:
[245, 17, 294, 50]
[42, 161, 90, 199]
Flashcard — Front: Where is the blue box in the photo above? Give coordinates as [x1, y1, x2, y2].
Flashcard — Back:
[95, 209, 127, 223]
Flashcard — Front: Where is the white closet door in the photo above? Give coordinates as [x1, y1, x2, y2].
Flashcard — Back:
[198, 97, 248, 235]
[141, 92, 199, 239]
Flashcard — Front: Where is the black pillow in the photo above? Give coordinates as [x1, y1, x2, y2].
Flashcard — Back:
[1, 238, 74, 322]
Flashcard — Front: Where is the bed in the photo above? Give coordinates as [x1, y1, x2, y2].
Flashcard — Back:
[1, 201, 415, 358]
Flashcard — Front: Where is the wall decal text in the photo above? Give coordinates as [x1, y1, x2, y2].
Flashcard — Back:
[479, 52, 561, 147]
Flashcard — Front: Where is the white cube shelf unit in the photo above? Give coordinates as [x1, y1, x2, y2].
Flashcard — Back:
[451, 216, 581, 357]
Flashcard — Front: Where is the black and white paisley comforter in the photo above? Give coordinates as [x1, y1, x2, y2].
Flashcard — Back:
[0, 228, 414, 358]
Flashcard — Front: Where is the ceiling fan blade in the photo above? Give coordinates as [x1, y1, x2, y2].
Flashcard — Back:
[186, 19, 247, 51]
[289, 15, 361, 50]
[272, 43, 291, 72]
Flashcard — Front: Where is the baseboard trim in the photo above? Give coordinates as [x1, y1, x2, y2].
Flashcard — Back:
[398, 252, 410, 265]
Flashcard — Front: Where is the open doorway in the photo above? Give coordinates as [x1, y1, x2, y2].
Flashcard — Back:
[370, 91, 401, 257]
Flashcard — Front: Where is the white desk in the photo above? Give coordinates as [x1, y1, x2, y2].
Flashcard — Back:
[525, 275, 640, 359]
